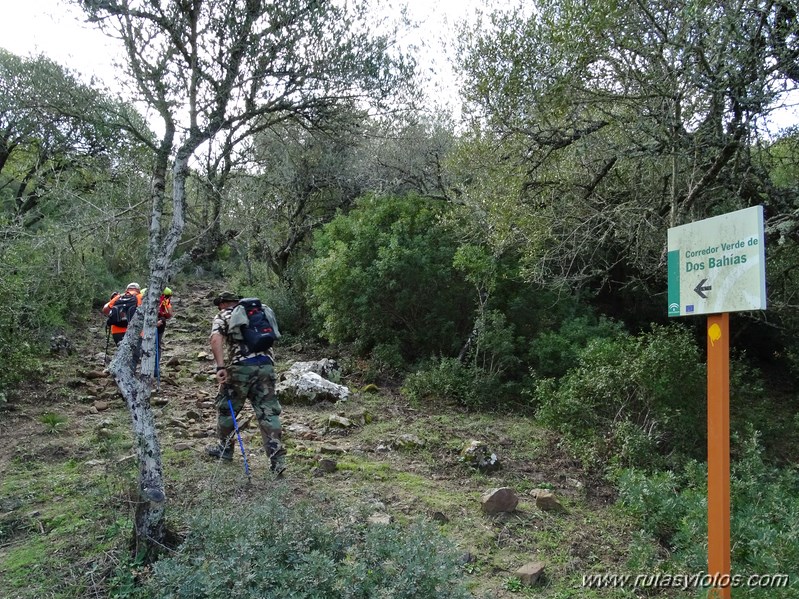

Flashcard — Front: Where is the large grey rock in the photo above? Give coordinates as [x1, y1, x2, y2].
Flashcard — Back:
[276, 371, 349, 404]
[283, 359, 341, 381]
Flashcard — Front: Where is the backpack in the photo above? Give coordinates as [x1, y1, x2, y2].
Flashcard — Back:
[236, 297, 281, 353]
[158, 295, 172, 319]
[107, 293, 138, 328]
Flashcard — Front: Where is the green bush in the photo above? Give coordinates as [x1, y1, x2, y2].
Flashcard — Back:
[452, 244, 613, 375]
[725, 354, 796, 461]
[402, 310, 534, 411]
[366, 341, 406, 381]
[306, 194, 473, 363]
[617, 432, 799, 598]
[528, 315, 625, 379]
[403, 357, 483, 409]
[727, 430, 799, 580]
[535, 323, 706, 469]
[466, 309, 521, 380]
[139, 494, 470, 599]
[616, 462, 706, 556]
[0, 233, 113, 395]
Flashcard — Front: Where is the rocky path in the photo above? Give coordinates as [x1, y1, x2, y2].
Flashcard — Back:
[97, 282, 362, 478]
[0, 282, 354, 479]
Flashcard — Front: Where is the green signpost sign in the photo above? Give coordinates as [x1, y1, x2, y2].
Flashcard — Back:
[667, 206, 766, 317]
[667, 206, 767, 599]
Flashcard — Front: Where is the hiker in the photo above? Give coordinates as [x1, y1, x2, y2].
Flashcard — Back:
[102, 282, 143, 363]
[206, 291, 286, 475]
[102, 283, 142, 344]
[156, 287, 174, 349]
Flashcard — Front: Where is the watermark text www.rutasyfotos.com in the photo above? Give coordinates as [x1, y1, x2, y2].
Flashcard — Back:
[582, 572, 790, 591]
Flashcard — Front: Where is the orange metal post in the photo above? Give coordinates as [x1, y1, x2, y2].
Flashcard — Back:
[707, 313, 731, 599]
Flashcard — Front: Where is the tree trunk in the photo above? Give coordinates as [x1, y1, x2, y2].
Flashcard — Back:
[106, 127, 190, 563]
[190, 155, 230, 264]
[106, 314, 167, 560]
[109, 337, 167, 560]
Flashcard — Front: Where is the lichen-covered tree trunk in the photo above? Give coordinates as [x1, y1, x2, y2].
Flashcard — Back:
[105, 308, 166, 560]
[110, 346, 166, 561]
[106, 137, 189, 562]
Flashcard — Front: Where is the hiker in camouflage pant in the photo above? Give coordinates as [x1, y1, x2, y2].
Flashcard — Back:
[206, 291, 286, 474]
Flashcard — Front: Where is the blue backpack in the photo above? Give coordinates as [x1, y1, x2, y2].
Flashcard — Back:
[238, 298, 280, 352]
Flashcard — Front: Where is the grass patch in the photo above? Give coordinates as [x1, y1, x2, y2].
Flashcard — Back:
[336, 457, 394, 476]
[0, 439, 138, 597]
[39, 412, 68, 434]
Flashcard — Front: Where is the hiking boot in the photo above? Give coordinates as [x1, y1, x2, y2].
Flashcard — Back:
[259, 427, 286, 475]
[205, 444, 233, 461]
[265, 437, 287, 476]
[270, 456, 287, 477]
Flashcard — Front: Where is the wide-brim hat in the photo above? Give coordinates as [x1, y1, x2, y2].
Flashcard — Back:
[214, 291, 241, 306]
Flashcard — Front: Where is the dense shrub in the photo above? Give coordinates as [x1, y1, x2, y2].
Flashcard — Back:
[137, 494, 470, 599]
[306, 194, 473, 362]
[617, 432, 799, 598]
[0, 234, 116, 396]
[403, 357, 488, 409]
[402, 242, 629, 411]
[528, 315, 626, 379]
[452, 244, 614, 370]
[535, 323, 707, 469]
[402, 310, 533, 411]
[465, 309, 521, 379]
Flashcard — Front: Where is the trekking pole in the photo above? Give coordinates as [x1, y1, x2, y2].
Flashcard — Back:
[225, 387, 251, 482]
[155, 330, 161, 391]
